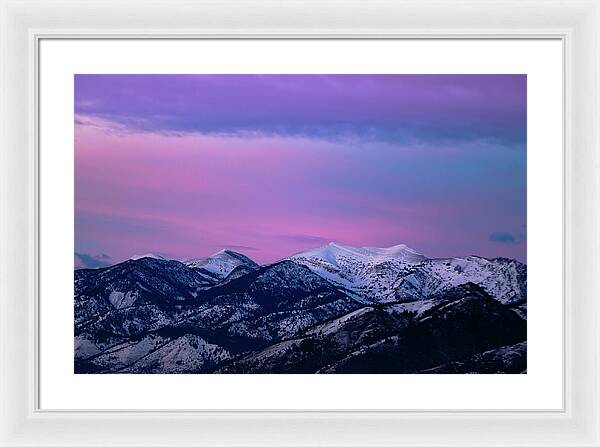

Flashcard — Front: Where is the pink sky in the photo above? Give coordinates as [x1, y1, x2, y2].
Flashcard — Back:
[75, 75, 526, 265]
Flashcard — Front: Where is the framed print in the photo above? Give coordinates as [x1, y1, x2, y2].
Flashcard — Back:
[1, 1, 600, 446]
[72, 72, 529, 377]
[40, 38, 561, 411]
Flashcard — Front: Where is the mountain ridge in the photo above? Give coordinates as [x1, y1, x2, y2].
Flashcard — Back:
[74, 243, 527, 374]
[289, 243, 526, 305]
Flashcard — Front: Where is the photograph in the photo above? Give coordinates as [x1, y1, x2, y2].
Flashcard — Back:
[73, 74, 527, 374]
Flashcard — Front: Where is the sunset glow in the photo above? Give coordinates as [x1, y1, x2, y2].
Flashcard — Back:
[75, 74, 526, 264]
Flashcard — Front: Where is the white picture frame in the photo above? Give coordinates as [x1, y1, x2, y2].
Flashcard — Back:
[0, 0, 599, 445]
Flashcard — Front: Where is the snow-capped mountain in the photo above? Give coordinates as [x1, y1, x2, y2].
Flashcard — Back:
[289, 242, 526, 304]
[184, 249, 259, 279]
[288, 242, 425, 298]
[74, 257, 360, 373]
[74, 244, 527, 374]
[392, 255, 526, 305]
[130, 253, 166, 261]
[182, 260, 360, 343]
[217, 283, 526, 374]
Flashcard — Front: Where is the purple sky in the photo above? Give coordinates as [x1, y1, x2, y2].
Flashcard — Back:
[75, 74, 526, 265]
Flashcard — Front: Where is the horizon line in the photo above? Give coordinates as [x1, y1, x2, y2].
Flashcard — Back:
[75, 241, 527, 270]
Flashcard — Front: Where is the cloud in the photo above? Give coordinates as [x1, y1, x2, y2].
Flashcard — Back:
[74, 75, 527, 264]
[74, 74, 526, 147]
[75, 252, 112, 269]
[489, 232, 517, 245]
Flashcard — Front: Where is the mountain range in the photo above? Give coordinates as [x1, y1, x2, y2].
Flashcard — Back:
[74, 243, 527, 374]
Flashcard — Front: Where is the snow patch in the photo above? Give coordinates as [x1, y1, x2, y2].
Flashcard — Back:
[130, 253, 165, 261]
[108, 290, 138, 309]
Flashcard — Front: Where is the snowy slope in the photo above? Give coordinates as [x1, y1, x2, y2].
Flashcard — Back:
[289, 242, 526, 304]
[289, 242, 425, 289]
[74, 244, 527, 374]
[393, 256, 526, 304]
[130, 253, 166, 261]
[122, 335, 231, 373]
[184, 249, 258, 279]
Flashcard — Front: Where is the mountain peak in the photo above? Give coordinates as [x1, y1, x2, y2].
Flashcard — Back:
[130, 253, 166, 261]
[292, 242, 425, 264]
[184, 248, 258, 279]
[213, 248, 233, 256]
[362, 243, 423, 257]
